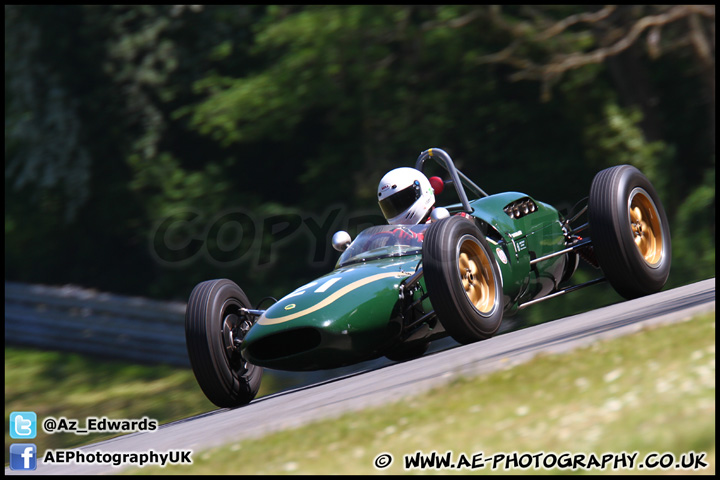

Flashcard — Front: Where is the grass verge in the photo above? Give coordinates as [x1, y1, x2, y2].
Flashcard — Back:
[5, 312, 714, 474]
[134, 312, 715, 475]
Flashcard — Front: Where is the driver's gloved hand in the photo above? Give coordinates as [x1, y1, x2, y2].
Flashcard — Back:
[393, 228, 419, 244]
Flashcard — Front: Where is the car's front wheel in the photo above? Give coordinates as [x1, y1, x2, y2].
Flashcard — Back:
[423, 216, 503, 344]
[185, 279, 263, 408]
[589, 165, 671, 299]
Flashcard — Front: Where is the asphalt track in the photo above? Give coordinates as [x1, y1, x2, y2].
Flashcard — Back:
[7, 277, 715, 475]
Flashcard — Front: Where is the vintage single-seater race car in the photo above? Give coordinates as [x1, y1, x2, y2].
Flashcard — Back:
[185, 147, 671, 407]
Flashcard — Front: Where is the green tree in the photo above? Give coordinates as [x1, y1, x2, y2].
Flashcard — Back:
[5, 5, 714, 310]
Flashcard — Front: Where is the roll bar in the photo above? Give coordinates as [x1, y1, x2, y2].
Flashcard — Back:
[415, 148, 488, 213]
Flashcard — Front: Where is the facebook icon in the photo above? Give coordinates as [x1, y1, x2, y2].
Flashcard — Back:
[10, 444, 37, 471]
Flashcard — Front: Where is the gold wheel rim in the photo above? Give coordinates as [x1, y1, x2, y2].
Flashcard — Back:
[458, 237, 496, 314]
[628, 188, 663, 266]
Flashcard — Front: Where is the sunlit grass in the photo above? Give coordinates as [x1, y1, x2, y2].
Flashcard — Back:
[5, 313, 714, 474]
[136, 312, 715, 475]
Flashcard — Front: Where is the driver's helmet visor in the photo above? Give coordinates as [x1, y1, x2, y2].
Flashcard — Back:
[379, 182, 420, 220]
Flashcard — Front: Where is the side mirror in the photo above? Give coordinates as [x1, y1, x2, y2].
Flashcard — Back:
[332, 231, 352, 252]
[430, 207, 450, 222]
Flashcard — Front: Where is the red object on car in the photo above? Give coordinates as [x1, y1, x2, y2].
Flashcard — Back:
[429, 176, 444, 195]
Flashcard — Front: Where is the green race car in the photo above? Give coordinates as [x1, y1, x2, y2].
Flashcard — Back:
[185, 148, 671, 407]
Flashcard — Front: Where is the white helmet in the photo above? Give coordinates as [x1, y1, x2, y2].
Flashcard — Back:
[377, 167, 435, 225]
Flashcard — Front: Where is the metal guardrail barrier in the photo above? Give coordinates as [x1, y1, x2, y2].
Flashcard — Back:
[4, 282, 190, 367]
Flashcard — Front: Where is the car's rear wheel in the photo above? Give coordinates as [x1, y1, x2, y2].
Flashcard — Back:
[185, 279, 263, 407]
[589, 165, 671, 299]
[423, 216, 503, 344]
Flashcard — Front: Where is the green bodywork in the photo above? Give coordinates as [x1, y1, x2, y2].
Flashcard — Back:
[462, 192, 567, 312]
[241, 255, 432, 370]
[241, 191, 569, 371]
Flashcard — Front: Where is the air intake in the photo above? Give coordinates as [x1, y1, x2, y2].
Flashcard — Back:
[246, 328, 322, 361]
[504, 197, 538, 219]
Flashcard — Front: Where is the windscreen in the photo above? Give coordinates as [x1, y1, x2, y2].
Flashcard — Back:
[337, 224, 428, 267]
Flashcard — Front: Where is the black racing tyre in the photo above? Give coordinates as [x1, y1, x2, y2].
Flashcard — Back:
[423, 215, 503, 344]
[185, 279, 263, 408]
[385, 341, 430, 362]
[589, 165, 671, 299]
